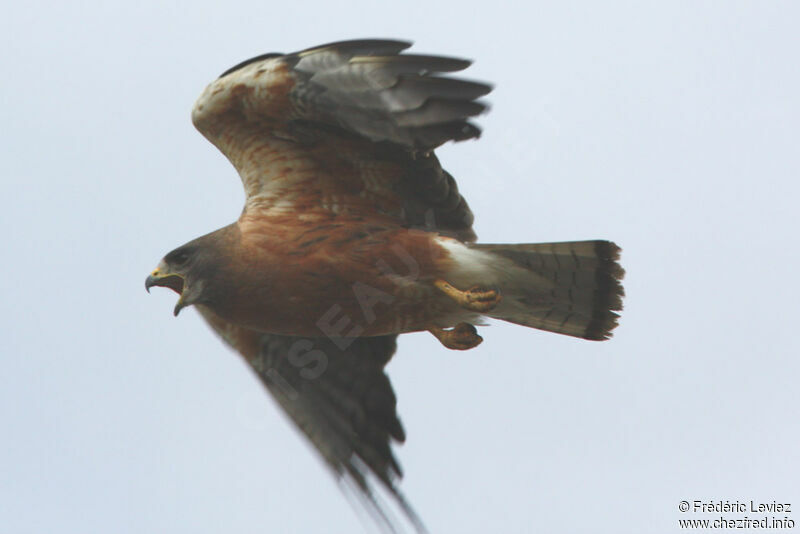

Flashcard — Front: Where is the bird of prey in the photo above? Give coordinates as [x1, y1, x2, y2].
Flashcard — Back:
[146, 39, 624, 531]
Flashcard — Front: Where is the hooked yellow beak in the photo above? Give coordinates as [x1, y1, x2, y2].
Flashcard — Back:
[145, 266, 187, 316]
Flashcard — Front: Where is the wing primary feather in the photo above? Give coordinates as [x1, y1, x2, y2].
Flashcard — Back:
[384, 76, 492, 110]
[291, 40, 414, 73]
[348, 54, 473, 73]
[296, 38, 413, 57]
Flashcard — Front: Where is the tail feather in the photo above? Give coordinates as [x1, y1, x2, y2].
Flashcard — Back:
[470, 240, 625, 340]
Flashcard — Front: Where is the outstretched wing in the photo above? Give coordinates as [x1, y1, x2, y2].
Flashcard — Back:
[197, 307, 424, 532]
[195, 38, 490, 150]
[191, 39, 491, 242]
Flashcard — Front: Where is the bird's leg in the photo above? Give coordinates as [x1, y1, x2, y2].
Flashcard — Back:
[433, 279, 502, 313]
[429, 323, 483, 350]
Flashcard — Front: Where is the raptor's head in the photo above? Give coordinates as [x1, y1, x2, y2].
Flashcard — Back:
[145, 237, 222, 316]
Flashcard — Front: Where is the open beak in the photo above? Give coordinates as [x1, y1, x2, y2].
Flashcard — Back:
[145, 267, 188, 316]
[145, 268, 185, 293]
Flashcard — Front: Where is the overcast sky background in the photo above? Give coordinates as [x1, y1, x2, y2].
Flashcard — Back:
[2, 2, 798, 533]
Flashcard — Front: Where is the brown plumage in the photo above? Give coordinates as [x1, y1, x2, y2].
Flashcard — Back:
[146, 39, 624, 532]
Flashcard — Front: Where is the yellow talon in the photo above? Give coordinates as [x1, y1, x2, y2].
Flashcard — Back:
[433, 279, 502, 313]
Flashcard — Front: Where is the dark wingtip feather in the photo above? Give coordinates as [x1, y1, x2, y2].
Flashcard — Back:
[219, 52, 284, 78]
[220, 39, 415, 79]
[353, 53, 472, 73]
[298, 38, 414, 56]
[584, 241, 626, 340]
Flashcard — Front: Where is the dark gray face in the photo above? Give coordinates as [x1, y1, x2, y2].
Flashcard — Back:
[146, 225, 238, 316]
[145, 242, 215, 316]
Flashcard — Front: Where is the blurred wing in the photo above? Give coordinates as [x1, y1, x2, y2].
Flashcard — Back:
[198, 307, 424, 532]
[191, 39, 490, 241]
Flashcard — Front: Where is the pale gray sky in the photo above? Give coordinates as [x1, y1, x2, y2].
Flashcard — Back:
[2, 2, 799, 533]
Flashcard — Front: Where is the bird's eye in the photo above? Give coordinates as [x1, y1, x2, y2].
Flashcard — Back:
[170, 250, 192, 267]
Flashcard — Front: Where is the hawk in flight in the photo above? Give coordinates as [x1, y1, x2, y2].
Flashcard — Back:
[146, 39, 624, 531]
